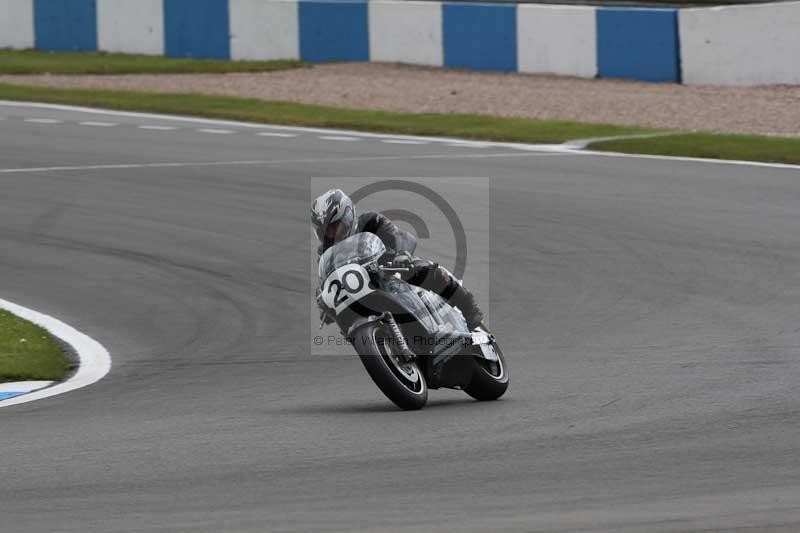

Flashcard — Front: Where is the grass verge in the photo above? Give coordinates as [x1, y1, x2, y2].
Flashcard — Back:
[0, 49, 303, 75]
[0, 82, 797, 165]
[0, 309, 70, 382]
[590, 133, 800, 166]
[0, 83, 651, 144]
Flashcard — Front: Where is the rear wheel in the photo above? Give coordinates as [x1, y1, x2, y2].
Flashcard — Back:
[464, 325, 509, 401]
[353, 322, 427, 410]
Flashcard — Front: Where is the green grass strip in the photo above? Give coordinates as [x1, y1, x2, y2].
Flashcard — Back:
[0, 49, 303, 75]
[590, 133, 800, 166]
[0, 83, 650, 144]
[0, 309, 70, 382]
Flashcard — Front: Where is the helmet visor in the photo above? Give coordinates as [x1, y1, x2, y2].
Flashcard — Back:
[316, 206, 355, 245]
[325, 221, 344, 241]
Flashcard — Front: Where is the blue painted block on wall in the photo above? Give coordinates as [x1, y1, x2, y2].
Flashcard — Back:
[34, 0, 97, 52]
[597, 8, 680, 82]
[164, 0, 230, 59]
[299, 1, 369, 62]
[443, 3, 516, 72]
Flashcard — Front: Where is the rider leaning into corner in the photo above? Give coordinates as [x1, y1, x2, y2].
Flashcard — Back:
[312, 188, 484, 330]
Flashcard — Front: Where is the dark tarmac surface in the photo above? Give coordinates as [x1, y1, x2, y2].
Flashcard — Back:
[2, 103, 800, 532]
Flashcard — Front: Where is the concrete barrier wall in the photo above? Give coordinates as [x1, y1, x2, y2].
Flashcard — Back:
[597, 8, 680, 82]
[299, 1, 369, 62]
[369, 0, 442, 66]
[680, 1, 800, 85]
[97, 0, 164, 55]
[5, 0, 799, 86]
[230, 0, 299, 60]
[517, 5, 596, 78]
[164, 0, 230, 59]
[0, 0, 34, 49]
[34, 0, 97, 52]
[443, 3, 517, 72]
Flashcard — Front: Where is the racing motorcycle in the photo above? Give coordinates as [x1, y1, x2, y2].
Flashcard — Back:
[318, 232, 508, 410]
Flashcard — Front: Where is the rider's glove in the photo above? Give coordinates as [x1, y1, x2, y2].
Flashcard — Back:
[316, 287, 335, 326]
[319, 307, 335, 326]
[391, 252, 414, 268]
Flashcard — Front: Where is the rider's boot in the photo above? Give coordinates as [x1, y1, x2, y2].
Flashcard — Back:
[450, 284, 483, 330]
[447, 282, 484, 330]
[408, 260, 484, 330]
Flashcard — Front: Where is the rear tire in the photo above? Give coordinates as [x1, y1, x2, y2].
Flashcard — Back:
[464, 325, 509, 401]
[353, 323, 427, 411]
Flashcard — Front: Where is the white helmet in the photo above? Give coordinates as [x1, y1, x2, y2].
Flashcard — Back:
[311, 189, 357, 247]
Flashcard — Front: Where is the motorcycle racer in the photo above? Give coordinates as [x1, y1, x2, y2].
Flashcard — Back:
[312, 188, 484, 330]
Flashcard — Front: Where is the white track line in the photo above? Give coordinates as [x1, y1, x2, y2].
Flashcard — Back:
[78, 121, 116, 127]
[572, 148, 800, 171]
[445, 142, 491, 148]
[563, 132, 678, 150]
[0, 298, 111, 409]
[198, 128, 234, 135]
[0, 101, 561, 153]
[381, 139, 429, 145]
[24, 118, 62, 124]
[2, 101, 798, 170]
[319, 136, 359, 141]
[139, 125, 178, 131]
[257, 132, 297, 138]
[0, 152, 560, 175]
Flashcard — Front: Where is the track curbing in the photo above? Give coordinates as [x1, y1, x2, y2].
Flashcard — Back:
[0, 298, 111, 409]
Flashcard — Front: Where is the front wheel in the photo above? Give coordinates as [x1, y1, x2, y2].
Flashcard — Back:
[464, 325, 509, 401]
[353, 322, 428, 410]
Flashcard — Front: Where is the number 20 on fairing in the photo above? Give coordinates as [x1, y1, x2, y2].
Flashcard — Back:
[321, 264, 375, 314]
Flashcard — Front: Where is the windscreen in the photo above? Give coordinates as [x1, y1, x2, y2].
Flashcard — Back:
[318, 233, 386, 280]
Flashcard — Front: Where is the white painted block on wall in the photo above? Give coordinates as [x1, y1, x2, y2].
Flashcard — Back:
[369, 1, 442, 67]
[230, 0, 299, 60]
[97, 0, 164, 55]
[517, 5, 596, 78]
[0, 0, 34, 49]
[680, 2, 800, 85]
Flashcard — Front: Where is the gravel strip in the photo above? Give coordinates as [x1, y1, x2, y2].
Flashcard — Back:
[2, 63, 799, 136]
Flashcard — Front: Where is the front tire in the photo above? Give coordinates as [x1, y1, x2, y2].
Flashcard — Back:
[353, 323, 428, 410]
[464, 325, 509, 401]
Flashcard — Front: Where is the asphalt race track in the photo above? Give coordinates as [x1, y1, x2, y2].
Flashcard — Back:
[2, 102, 800, 533]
